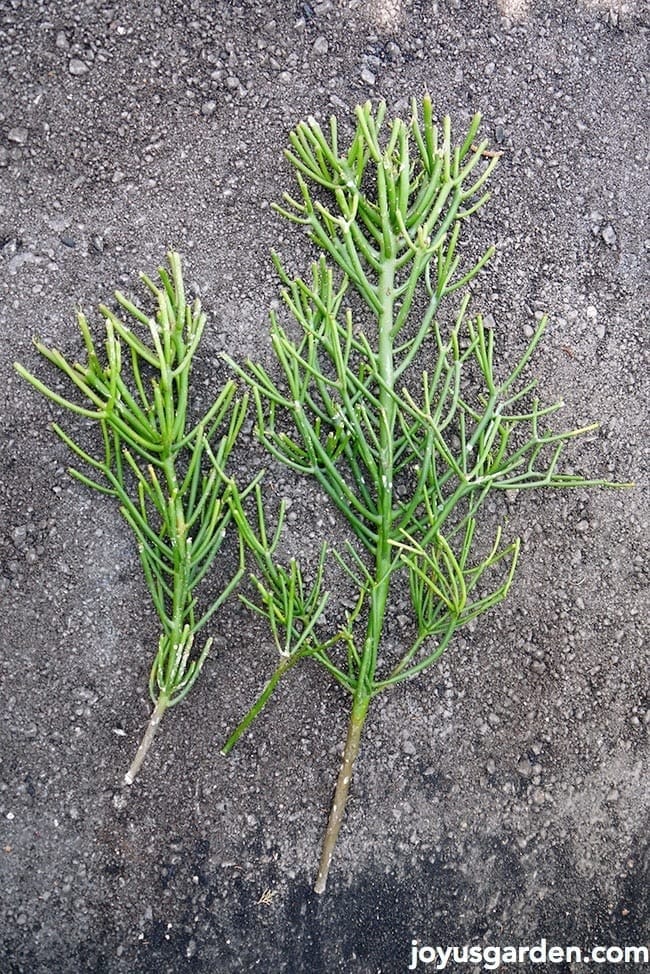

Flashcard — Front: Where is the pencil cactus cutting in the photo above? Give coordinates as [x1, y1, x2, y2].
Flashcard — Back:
[15, 253, 250, 784]
[222, 97, 625, 892]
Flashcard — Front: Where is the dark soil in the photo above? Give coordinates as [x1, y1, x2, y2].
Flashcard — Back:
[1, 1, 647, 972]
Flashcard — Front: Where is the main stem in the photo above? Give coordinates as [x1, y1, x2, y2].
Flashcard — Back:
[314, 694, 370, 893]
[124, 692, 169, 784]
[124, 442, 190, 782]
[314, 246, 397, 892]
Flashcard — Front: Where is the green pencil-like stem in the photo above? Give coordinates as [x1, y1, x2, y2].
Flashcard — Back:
[221, 653, 300, 756]
[315, 694, 370, 894]
[124, 693, 169, 785]
[313, 172, 399, 890]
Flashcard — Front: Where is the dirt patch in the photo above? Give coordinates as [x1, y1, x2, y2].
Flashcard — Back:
[1, 1, 647, 971]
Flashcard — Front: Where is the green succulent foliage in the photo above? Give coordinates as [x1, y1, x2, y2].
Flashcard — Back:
[223, 96, 622, 891]
[15, 252, 250, 782]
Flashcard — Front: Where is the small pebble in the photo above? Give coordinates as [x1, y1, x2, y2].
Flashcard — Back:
[517, 758, 533, 778]
[201, 100, 216, 116]
[8, 127, 28, 145]
[361, 66, 375, 85]
[602, 224, 617, 246]
[313, 36, 328, 55]
[69, 59, 89, 76]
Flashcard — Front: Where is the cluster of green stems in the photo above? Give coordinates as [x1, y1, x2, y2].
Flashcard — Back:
[15, 254, 251, 783]
[15, 97, 625, 892]
[221, 97, 623, 891]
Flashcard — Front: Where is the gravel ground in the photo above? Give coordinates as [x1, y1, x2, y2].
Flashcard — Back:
[1, 1, 648, 972]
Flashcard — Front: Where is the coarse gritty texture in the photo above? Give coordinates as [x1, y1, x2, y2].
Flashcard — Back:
[0, 1, 647, 972]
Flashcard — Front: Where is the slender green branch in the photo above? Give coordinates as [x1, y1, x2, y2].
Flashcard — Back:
[15, 252, 250, 783]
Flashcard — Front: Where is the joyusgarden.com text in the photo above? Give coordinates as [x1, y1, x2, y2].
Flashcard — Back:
[408, 938, 649, 969]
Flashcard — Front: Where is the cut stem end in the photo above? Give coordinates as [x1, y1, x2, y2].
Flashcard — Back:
[124, 693, 169, 785]
[314, 697, 370, 894]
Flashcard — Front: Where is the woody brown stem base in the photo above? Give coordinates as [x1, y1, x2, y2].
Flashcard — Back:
[124, 693, 169, 785]
[314, 696, 370, 894]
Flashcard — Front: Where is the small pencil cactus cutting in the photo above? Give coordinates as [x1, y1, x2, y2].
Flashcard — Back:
[15, 253, 251, 783]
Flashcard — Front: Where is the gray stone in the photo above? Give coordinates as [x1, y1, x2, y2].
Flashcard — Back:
[68, 59, 89, 76]
[7, 127, 28, 144]
[517, 758, 533, 777]
[602, 224, 617, 246]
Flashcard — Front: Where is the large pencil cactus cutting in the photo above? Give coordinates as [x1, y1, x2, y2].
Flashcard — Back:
[222, 97, 624, 892]
[15, 253, 250, 783]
